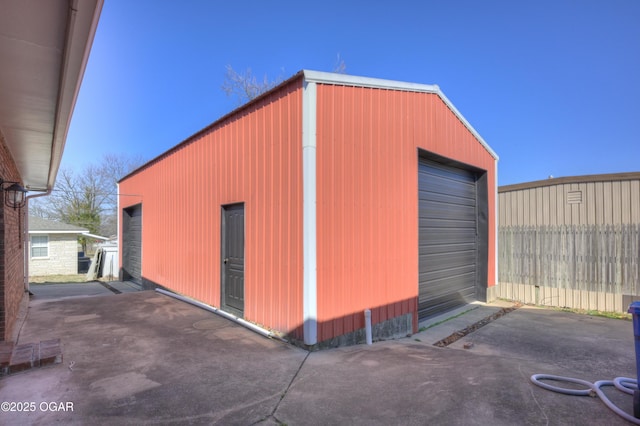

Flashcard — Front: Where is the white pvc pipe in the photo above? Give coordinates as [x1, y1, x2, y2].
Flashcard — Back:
[364, 309, 372, 345]
[155, 288, 287, 343]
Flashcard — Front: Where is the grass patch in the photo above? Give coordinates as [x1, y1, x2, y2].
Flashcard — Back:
[557, 306, 631, 321]
[499, 297, 632, 321]
[29, 274, 87, 284]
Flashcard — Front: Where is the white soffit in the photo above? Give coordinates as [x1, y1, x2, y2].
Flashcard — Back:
[0, 0, 103, 192]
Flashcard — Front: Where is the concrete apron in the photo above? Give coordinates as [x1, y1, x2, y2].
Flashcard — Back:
[0, 290, 635, 425]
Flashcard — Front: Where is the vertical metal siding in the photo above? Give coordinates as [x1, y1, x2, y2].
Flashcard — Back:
[315, 85, 497, 342]
[499, 177, 640, 226]
[119, 80, 304, 338]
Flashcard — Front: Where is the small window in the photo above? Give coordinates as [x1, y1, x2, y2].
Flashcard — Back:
[31, 235, 49, 258]
[567, 190, 582, 204]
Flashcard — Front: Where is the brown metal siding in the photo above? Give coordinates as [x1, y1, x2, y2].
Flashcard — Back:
[499, 175, 640, 226]
[119, 80, 304, 338]
[315, 85, 497, 342]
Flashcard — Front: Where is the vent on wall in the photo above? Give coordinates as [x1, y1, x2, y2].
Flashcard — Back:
[567, 190, 582, 204]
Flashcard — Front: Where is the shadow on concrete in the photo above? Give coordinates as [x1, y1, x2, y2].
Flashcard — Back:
[0, 290, 635, 425]
[28, 281, 141, 302]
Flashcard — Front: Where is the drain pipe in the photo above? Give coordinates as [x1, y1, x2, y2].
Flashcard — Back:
[155, 288, 287, 343]
[364, 309, 372, 345]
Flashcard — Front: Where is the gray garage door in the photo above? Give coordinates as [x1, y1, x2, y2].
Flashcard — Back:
[122, 204, 142, 284]
[419, 158, 478, 319]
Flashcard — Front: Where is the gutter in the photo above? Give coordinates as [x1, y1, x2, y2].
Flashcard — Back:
[47, 0, 104, 191]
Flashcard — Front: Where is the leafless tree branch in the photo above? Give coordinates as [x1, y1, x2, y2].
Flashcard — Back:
[221, 65, 283, 105]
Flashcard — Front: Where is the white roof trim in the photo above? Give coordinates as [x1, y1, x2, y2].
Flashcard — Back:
[29, 230, 87, 235]
[82, 233, 110, 241]
[28, 231, 107, 240]
[303, 70, 441, 93]
[435, 90, 499, 160]
[302, 70, 499, 161]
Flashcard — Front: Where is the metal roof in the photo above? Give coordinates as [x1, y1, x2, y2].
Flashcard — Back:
[302, 70, 498, 161]
[28, 216, 88, 233]
[121, 70, 498, 182]
[0, 0, 103, 192]
[499, 171, 640, 192]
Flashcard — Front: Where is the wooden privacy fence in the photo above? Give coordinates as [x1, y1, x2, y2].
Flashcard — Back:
[498, 224, 640, 311]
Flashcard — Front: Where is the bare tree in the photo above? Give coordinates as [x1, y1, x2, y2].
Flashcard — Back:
[222, 56, 348, 105]
[29, 153, 145, 250]
[221, 65, 283, 105]
[333, 53, 347, 74]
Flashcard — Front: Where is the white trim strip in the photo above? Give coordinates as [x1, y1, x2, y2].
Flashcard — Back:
[303, 70, 441, 93]
[28, 230, 87, 234]
[82, 233, 110, 240]
[435, 90, 499, 161]
[302, 79, 318, 345]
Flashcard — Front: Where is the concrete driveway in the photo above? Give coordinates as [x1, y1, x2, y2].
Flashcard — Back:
[27, 281, 142, 300]
[0, 287, 636, 425]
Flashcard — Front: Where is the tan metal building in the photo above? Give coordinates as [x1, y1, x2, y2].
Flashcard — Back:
[499, 172, 640, 227]
[498, 172, 640, 312]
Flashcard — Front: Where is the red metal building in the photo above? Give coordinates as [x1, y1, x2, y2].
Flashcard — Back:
[118, 71, 498, 347]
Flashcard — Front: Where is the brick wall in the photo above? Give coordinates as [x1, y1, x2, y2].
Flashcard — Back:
[29, 234, 80, 276]
[0, 134, 27, 341]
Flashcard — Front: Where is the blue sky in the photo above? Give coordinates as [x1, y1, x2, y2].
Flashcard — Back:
[63, 0, 640, 185]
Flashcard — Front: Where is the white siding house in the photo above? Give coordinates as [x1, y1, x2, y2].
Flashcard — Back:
[28, 217, 89, 276]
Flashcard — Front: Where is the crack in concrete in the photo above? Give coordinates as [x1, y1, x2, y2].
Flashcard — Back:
[256, 350, 311, 425]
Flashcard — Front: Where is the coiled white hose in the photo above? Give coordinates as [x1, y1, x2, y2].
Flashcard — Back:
[531, 374, 640, 424]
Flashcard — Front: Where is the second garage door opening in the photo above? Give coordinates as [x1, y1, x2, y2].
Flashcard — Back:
[418, 156, 488, 319]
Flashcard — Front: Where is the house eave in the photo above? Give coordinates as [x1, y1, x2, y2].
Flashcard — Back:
[0, 0, 103, 192]
[28, 230, 89, 235]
